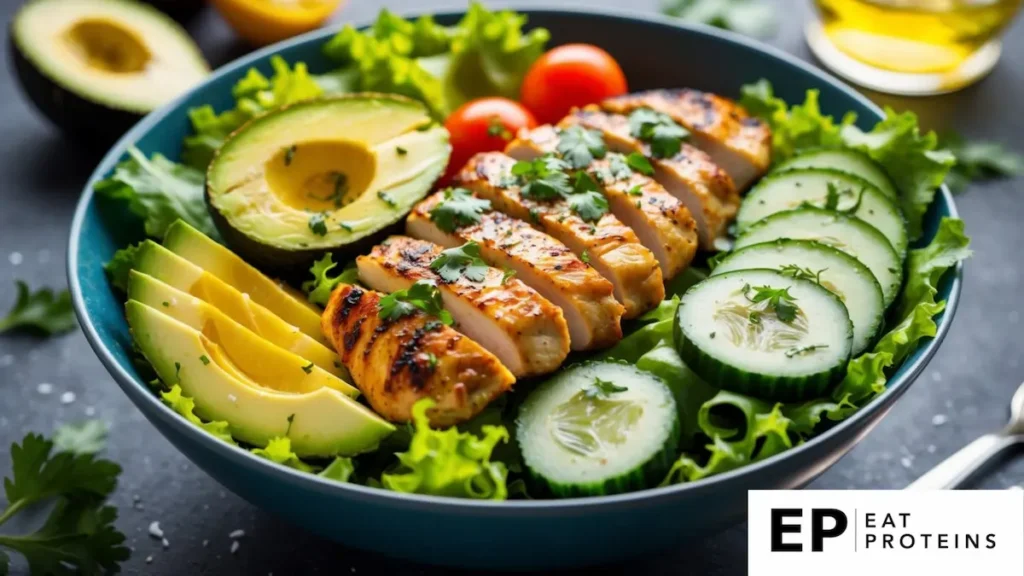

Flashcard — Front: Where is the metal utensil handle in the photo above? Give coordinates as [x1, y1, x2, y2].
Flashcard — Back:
[907, 434, 1019, 490]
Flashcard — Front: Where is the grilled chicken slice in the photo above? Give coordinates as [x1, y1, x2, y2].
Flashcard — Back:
[602, 89, 771, 191]
[407, 192, 624, 351]
[322, 284, 514, 427]
[556, 108, 738, 249]
[505, 127, 699, 280]
[456, 152, 664, 318]
[357, 236, 571, 378]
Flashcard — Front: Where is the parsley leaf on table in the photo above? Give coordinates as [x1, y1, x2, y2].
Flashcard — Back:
[430, 242, 490, 283]
[661, 0, 777, 38]
[53, 421, 108, 456]
[429, 188, 492, 233]
[378, 280, 453, 325]
[627, 108, 690, 158]
[556, 125, 607, 169]
[0, 428, 129, 574]
[0, 282, 75, 336]
[939, 132, 1024, 194]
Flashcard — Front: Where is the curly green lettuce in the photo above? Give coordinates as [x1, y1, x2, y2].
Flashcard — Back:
[302, 254, 360, 307]
[381, 399, 509, 499]
[160, 385, 236, 446]
[322, 2, 549, 117]
[182, 56, 324, 169]
[739, 79, 955, 239]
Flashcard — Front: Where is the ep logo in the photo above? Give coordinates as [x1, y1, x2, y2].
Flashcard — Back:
[770, 508, 848, 552]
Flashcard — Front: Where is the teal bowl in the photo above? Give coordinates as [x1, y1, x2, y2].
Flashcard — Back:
[68, 7, 962, 569]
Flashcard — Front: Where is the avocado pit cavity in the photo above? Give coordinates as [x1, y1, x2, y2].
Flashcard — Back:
[264, 140, 376, 212]
[63, 18, 151, 74]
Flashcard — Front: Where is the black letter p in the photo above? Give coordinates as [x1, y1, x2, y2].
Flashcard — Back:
[811, 509, 848, 552]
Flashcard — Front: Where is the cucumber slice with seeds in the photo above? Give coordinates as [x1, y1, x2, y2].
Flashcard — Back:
[711, 239, 884, 354]
[674, 269, 853, 401]
[516, 361, 679, 497]
[738, 168, 907, 258]
[733, 207, 903, 308]
[775, 148, 898, 199]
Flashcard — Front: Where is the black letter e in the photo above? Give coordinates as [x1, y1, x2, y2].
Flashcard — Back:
[771, 508, 803, 552]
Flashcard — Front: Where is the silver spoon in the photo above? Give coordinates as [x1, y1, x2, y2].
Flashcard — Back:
[908, 380, 1024, 489]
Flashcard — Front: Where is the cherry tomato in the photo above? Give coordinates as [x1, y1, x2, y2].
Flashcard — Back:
[442, 97, 537, 184]
[520, 44, 628, 125]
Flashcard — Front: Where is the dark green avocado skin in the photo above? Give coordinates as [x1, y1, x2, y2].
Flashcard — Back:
[9, 33, 142, 146]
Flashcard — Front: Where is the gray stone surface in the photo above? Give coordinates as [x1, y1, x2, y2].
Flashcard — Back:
[1, 0, 1022, 573]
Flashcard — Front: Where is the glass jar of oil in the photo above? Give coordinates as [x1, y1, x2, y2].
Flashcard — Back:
[807, 0, 1023, 94]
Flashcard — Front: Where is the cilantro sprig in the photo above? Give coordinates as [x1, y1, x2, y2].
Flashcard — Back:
[511, 156, 610, 222]
[556, 125, 607, 169]
[378, 280, 453, 325]
[430, 242, 490, 283]
[742, 284, 799, 323]
[627, 108, 690, 158]
[0, 424, 129, 574]
[429, 188, 492, 233]
[0, 282, 76, 336]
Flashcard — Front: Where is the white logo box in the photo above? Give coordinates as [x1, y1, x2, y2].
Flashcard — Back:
[749, 490, 1024, 575]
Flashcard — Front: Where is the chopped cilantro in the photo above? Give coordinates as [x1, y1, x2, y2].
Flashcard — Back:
[581, 250, 590, 264]
[583, 377, 628, 399]
[568, 190, 609, 222]
[284, 145, 297, 166]
[308, 213, 328, 236]
[426, 352, 438, 369]
[429, 242, 490, 283]
[378, 280, 453, 325]
[200, 355, 210, 366]
[429, 188, 492, 233]
[626, 152, 655, 175]
[785, 344, 829, 358]
[628, 184, 644, 196]
[501, 268, 516, 284]
[628, 108, 690, 158]
[377, 191, 397, 208]
[779, 264, 826, 285]
[514, 155, 573, 200]
[556, 125, 607, 169]
[301, 362, 314, 374]
[742, 284, 799, 323]
[339, 221, 353, 232]
[396, 146, 408, 156]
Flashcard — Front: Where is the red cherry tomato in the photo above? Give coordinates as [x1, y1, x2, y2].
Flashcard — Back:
[442, 97, 537, 184]
[520, 44, 628, 125]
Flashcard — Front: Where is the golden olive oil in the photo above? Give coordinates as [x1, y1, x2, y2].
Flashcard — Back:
[813, 0, 1022, 73]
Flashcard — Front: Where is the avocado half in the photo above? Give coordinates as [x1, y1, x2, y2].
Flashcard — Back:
[10, 0, 209, 144]
[205, 93, 452, 271]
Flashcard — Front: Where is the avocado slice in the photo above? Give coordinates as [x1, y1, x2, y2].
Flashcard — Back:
[132, 240, 344, 376]
[127, 270, 355, 397]
[205, 94, 451, 270]
[10, 0, 209, 144]
[127, 301, 394, 457]
[161, 221, 324, 341]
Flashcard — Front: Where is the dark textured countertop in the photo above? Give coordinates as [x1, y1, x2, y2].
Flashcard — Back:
[1, 0, 1023, 574]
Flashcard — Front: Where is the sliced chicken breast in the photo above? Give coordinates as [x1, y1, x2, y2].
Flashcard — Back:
[456, 152, 664, 318]
[322, 284, 514, 427]
[505, 128, 699, 280]
[555, 109, 739, 249]
[407, 192, 624, 351]
[357, 236, 571, 378]
[602, 89, 771, 191]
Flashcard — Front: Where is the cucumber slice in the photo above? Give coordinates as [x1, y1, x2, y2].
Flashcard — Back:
[737, 169, 907, 258]
[711, 239, 884, 354]
[516, 361, 679, 497]
[775, 148, 898, 199]
[674, 269, 853, 401]
[733, 208, 903, 308]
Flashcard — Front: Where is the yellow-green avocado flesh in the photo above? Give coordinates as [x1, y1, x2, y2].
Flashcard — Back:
[205, 94, 451, 269]
[126, 301, 394, 457]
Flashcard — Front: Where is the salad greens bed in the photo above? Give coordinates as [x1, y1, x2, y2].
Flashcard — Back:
[92, 6, 970, 500]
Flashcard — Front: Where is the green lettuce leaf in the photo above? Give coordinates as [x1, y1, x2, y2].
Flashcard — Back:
[738, 79, 854, 161]
[302, 254, 360, 307]
[322, 2, 548, 117]
[841, 112, 956, 239]
[318, 457, 356, 483]
[104, 243, 141, 293]
[94, 147, 217, 240]
[662, 390, 793, 484]
[182, 56, 324, 169]
[381, 398, 509, 499]
[635, 341, 717, 448]
[159, 385, 236, 446]
[251, 437, 315, 473]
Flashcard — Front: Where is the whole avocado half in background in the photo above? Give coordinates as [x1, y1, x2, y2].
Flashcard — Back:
[205, 93, 451, 272]
[9, 0, 209, 145]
